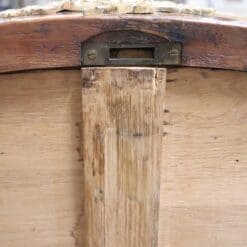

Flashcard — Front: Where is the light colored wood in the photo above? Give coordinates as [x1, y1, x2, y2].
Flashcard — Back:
[0, 70, 85, 247]
[81, 67, 166, 247]
[159, 68, 247, 247]
[0, 67, 247, 247]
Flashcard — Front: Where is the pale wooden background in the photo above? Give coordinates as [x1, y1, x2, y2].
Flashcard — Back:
[0, 67, 247, 246]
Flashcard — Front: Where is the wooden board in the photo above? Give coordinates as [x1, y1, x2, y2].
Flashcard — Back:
[0, 70, 85, 247]
[159, 68, 247, 247]
[81, 67, 166, 247]
[0, 14, 246, 73]
[0, 67, 247, 247]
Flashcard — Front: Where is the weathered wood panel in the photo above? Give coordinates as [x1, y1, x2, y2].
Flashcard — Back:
[0, 14, 246, 73]
[159, 68, 247, 247]
[0, 70, 84, 247]
[81, 67, 166, 247]
[0, 68, 247, 247]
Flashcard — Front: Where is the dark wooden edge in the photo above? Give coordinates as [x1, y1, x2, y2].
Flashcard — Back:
[0, 13, 246, 73]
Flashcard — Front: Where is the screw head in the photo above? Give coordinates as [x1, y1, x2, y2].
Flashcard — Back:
[87, 49, 97, 60]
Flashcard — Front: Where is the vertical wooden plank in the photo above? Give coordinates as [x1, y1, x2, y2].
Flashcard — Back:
[81, 67, 166, 247]
[0, 70, 84, 247]
[159, 68, 247, 247]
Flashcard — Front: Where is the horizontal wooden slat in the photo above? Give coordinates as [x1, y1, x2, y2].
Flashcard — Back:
[0, 14, 246, 73]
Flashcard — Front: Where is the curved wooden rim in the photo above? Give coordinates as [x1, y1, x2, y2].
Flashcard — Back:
[0, 13, 246, 73]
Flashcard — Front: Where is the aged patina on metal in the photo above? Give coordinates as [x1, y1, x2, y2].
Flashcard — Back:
[82, 42, 181, 66]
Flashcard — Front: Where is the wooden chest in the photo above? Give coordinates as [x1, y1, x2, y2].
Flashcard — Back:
[0, 7, 247, 247]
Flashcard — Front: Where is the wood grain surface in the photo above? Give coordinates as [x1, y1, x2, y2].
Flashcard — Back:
[159, 67, 247, 247]
[81, 67, 166, 247]
[0, 70, 85, 247]
[0, 14, 246, 73]
[0, 67, 247, 247]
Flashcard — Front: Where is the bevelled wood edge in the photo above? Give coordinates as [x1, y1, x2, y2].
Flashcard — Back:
[0, 13, 246, 73]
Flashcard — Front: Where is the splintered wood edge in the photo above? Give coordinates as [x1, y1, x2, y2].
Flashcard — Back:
[0, 13, 246, 73]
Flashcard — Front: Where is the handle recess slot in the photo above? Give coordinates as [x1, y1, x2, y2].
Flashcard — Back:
[82, 42, 181, 66]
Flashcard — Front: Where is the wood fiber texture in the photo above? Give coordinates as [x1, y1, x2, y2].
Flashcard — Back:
[81, 67, 166, 247]
[0, 68, 247, 247]
[0, 70, 85, 247]
[159, 68, 247, 247]
[0, 14, 246, 73]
